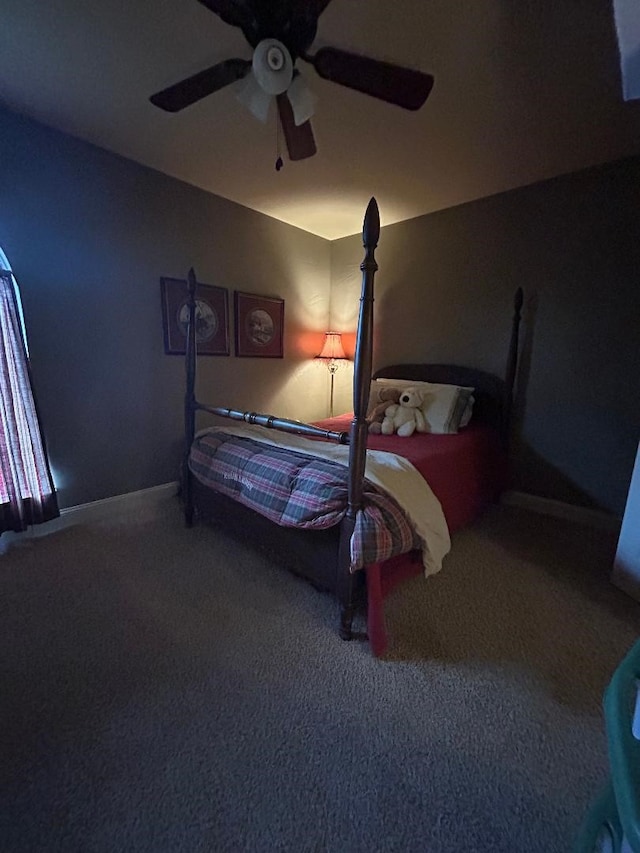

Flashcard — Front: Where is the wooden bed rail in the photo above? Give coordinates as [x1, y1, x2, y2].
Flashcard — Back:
[196, 404, 349, 444]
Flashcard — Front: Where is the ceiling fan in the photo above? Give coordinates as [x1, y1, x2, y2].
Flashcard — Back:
[149, 0, 434, 163]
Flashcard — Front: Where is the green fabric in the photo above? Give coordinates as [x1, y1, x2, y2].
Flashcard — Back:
[576, 639, 640, 852]
[604, 640, 640, 851]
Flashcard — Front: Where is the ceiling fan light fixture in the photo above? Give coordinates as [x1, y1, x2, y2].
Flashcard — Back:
[235, 72, 272, 123]
[253, 38, 293, 95]
[151, 1, 435, 163]
[287, 73, 316, 126]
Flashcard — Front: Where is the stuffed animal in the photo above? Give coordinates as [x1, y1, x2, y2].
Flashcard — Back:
[381, 387, 428, 437]
[367, 386, 401, 433]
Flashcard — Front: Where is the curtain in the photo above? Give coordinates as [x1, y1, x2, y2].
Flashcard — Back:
[0, 260, 59, 533]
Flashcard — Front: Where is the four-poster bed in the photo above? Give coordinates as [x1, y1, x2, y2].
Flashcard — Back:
[182, 198, 522, 656]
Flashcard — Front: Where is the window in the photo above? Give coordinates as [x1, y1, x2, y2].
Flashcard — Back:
[0, 249, 59, 533]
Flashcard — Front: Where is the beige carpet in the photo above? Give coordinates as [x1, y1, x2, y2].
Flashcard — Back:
[0, 500, 637, 852]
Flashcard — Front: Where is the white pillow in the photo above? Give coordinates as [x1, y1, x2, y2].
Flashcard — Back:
[459, 395, 475, 428]
[372, 378, 474, 434]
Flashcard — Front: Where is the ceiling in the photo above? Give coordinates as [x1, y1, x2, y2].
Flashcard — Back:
[2, 0, 640, 240]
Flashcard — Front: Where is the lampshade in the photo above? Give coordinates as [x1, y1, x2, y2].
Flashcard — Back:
[316, 332, 347, 418]
[316, 332, 347, 361]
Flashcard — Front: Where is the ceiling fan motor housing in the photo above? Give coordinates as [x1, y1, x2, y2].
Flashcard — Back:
[267, 46, 285, 71]
[253, 38, 292, 95]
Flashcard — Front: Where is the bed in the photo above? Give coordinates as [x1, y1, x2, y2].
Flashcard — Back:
[182, 198, 522, 656]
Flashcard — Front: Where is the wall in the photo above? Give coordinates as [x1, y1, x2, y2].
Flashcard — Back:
[0, 107, 331, 509]
[612, 442, 640, 597]
[330, 160, 640, 517]
[3, 105, 638, 517]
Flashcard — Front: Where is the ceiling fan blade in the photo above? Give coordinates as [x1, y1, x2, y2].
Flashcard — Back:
[306, 47, 434, 111]
[308, 0, 334, 16]
[150, 58, 251, 112]
[277, 94, 317, 160]
[197, 0, 258, 34]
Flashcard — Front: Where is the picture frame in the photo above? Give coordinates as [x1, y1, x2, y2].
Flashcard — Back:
[160, 277, 229, 356]
[234, 291, 284, 358]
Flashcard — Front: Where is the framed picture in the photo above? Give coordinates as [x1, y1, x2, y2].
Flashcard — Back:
[160, 277, 229, 356]
[234, 291, 284, 358]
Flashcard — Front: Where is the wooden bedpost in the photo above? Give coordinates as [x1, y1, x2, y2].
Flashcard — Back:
[337, 197, 380, 639]
[184, 267, 198, 527]
[502, 286, 523, 446]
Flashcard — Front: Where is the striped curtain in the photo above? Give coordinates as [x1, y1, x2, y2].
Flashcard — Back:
[0, 264, 59, 533]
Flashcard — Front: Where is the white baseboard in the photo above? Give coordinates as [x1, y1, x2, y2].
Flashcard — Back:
[1, 483, 621, 553]
[0, 482, 179, 552]
[60, 481, 179, 526]
[501, 490, 621, 532]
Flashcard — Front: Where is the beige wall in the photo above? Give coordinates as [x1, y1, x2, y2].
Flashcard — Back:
[0, 106, 332, 508]
[187, 216, 331, 426]
[4, 105, 638, 516]
[329, 159, 640, 517]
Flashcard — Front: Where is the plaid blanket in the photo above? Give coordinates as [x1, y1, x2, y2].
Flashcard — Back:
[189, 430, 421, 571]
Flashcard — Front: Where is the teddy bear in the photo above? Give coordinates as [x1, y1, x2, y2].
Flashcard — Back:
[367, 386, 401, 433]
[381, 386, 428, 437]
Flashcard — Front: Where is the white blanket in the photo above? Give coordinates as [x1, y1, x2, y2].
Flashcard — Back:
[198, 424, 451, 576]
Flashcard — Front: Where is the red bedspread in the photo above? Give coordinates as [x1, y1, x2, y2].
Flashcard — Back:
[189, 428, 421, 570]
[313, 414, 507, 655]
[313, 415, 506, 534]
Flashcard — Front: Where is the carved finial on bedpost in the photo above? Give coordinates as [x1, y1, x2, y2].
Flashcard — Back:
[362, 197, 380, 249]
[514, 286, 523, 316]
[184, 268, 198, 526]
[502, 286, 523, 447]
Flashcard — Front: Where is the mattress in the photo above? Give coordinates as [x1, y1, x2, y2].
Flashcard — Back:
[313, 415, 507, 533]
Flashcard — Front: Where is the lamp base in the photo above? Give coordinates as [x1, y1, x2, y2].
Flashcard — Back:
[329, 370, 335, 418]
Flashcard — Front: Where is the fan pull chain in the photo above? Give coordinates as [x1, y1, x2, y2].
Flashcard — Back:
[275, 112, 283, 172]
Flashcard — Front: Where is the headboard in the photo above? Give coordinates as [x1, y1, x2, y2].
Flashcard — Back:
[372, 364, 506, 435]
[372, 289, 523, 444]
